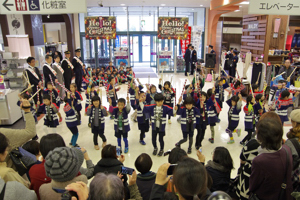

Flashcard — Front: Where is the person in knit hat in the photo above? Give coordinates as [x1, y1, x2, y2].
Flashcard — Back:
[39, 147, 88, 200]
[285, 109, 300, 192]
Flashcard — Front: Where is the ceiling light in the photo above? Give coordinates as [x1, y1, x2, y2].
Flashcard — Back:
[161, 4, 166, 6]
[234, 10, 240, 12]
[239, 1, 249, 4]
[200, 5, 203, 6]
[239, 5, 242, 7]
[192, 9, 194, 10]
[120, 4, 125, 6]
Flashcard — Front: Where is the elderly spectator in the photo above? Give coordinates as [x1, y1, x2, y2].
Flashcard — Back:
[249, 118, 293, 200]
[278, 59, 295, 82]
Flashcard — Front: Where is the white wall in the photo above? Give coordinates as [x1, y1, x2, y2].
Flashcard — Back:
[223, 27, 242, 34]
[44, 23, 67, 43]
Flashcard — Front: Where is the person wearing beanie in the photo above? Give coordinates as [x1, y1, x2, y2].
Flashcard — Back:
[39, 147, 88, 200]
[284, 109, 300, 191]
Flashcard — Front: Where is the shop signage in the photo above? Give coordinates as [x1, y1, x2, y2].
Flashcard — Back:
[85, 16, 116, 40]
[248, 0, 300, 15]
[157, 17, 189, 40]
[0, 0, 87, 14]
[180, 26, 192, 56]
[248, 22, 259, 31]
[0, 75, 3, 83]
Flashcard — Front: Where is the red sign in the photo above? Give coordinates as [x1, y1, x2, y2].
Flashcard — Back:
[0, 75, 4, 84]
[180, 26, 192, 56]
[15, 0, 27, 11]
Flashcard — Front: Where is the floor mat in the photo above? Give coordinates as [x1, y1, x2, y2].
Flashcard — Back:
[135, 73, 158, 78]
[133, 67, 156, 73]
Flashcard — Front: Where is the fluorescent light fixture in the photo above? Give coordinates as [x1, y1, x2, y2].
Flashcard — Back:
[239, 1, 249, 4]
[120, 4, 125, 6]
[200, 5, 203, 6]
[161, 4, 166, 6]
[234, 10, 240, 12]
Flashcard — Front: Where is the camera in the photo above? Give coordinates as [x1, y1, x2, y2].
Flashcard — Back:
[61, 191, 78, 200]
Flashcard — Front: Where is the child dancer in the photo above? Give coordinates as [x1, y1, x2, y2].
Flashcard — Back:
[159, 79, 175, 124]
[82, 74, 90, 90]
[253, 94, 266, 123]
[85, 83, 99, 112]
[110, 97, 131, 153]
[146, 85, 157, 105]
[70, 83, 83, 125]
[87, 95, 108, 150]
[207, 88, 221, 144]
[136, 91, 150, 145]
[174, 96, 199, 154]
[129, 78, 144, 122]
[275, 90, 298, 125]
[37, 94, 59, 134]
[241, 95, 255, 145]
[195, 91, 208, 150]
[226, 93, 242, 144]
[44, 81, 62, 122]
[138, 93, 176, 156]
[64, 93, 79, 147]
[230, 79, 245, 96]
[215, 76, 229, 123]
[107, 76, 120, 119]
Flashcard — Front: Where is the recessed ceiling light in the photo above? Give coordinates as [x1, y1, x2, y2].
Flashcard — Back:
[120, 4, 125, 6]
[239, 1, 249, 4]
[200, 5, 203, 6]
[161, 4, 166, 6]
[192, 9, 194, 10]
[234, 10, 240, 12]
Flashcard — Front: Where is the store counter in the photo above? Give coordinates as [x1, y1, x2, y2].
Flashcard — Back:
[0, 89, 22, 125]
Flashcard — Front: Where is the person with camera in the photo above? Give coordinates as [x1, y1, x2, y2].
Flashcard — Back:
[0, 100, 37, 170]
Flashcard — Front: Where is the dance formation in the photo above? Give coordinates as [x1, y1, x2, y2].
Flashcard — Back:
[20, 50, 300, 157]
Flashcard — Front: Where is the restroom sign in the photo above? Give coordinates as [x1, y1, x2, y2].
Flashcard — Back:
[15, 0, 27, 11]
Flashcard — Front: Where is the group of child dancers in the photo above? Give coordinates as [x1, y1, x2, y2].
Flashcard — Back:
[18, 67, 299, 157]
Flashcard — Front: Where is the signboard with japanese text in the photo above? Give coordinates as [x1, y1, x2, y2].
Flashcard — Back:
[85, 16, 116, 40]
[180, 26, 192, 56]
[249, 0, 300, 15]
[248, 21, 259, 31]
[158, 17, 189, 40]
[0, 0, 87, 14]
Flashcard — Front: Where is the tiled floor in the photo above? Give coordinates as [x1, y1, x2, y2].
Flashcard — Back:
[35, 73, 291, 178]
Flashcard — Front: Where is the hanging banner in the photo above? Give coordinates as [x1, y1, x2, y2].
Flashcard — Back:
[180, 26, 192, 55]
[157, 17, 189, 40]
[85, 16, 116, 40]
[248, 0, 300, 15]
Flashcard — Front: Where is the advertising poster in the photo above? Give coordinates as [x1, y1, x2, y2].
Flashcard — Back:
[85, 16, 116, 40]
[157, 17, 189, 40]
[180, 26, 192, 55]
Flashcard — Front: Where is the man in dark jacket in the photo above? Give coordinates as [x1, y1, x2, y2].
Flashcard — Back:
[278, 59, 295, 84]
[184, 44, 192, 76]
[191, 46, 197, 76]
[61, 50, 74, 91]
[72, 48, 84, 92]
[135, 153, 156, 200]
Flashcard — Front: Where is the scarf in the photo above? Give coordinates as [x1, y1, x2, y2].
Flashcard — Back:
[63, 58, 74, 69]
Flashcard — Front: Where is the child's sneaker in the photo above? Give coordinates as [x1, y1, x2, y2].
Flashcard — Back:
[240, 141, 245, 146]
[59, 118, 62, 123]
[158, 150, 164, 156]
[208, 138, 214, 144]
[236, 129, 241, 137]
[216, 118, 221, 123]
[94, 145, 100, 150]
[187, 148, 192, 154]
[88, 123, 91, 128]
[227, 140, 235, 144]
[168, 119, 172, 124]
[124, 147, 129, 153]
[175, 143, 180, 148]
[102, 142, 107, 148]
[110, 116, 115, 120]
[153, 148, 158, 155]
[139, 140, 146, 145]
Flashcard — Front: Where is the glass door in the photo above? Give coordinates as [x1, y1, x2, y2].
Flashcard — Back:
[142, 35, 150, 62]
[132, 36, 139, 63]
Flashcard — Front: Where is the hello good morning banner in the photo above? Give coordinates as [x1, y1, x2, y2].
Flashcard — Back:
[157, 17, 189, 40]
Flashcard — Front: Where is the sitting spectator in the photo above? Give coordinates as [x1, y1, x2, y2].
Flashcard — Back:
[249, 118, 293, 200]
[135, 153, 156, 200]
[150, 157, 208, 200]
[0, 177, 37, 200]
[39, 147, 88, 200]
[0, 100, 36, 169]
[89, 172, 142, 200]
[0, 132, 30, 187]
[284, 109, 300, 192]
[29, 134, 94, 200]
[206, 147, 234, 192]
[22, 140, 42, 181]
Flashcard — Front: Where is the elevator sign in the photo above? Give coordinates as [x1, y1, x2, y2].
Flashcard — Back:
[0, 0, 87, 14]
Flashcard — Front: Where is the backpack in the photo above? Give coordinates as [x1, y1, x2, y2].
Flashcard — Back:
[206, 74, 212, 82]
[9, 147, 37, 176]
